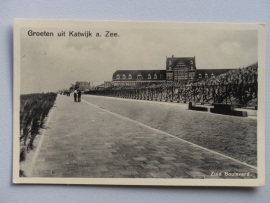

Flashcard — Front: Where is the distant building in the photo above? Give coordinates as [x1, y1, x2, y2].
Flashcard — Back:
[111, 56, 234, 86]
[69, 85, 75, 92]
[104, 81, 112, 89]
[95, 84, 105, 90]
[75, 81, 91, 91]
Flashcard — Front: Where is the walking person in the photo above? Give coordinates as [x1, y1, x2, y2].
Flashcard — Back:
[77, 89, 82, 102]
[74, 89, 78, 102]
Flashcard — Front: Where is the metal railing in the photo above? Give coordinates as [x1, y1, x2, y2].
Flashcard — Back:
[85, 83, 257, 106]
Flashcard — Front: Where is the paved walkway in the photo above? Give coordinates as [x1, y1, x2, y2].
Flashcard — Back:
[31, 95, 257, 179]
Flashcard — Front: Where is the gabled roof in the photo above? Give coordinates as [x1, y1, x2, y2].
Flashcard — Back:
[166, 56, 196, 69]
[112, 70, 166, 80]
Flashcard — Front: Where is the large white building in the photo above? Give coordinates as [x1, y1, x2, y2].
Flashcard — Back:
[111, 56, 233, 87]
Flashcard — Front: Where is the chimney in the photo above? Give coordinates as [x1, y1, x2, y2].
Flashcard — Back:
[172, 55, 174, 58]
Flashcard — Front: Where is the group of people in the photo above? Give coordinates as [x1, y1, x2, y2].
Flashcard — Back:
[66, 91, 70, 96]
[73, 89, 82, 102]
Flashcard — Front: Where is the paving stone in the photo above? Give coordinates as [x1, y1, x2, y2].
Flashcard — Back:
[62, 173, 83, 177]
[31, 96, 257, 179]
[124, 165, 144, 171]
[167, 171, 191, 178]
[132, 174, 154, 178]
[106, 165, 126, 170]
[185, 171, 207, 178]
[120, 170, 139, 176]
[133, 157, 148, 161]
[82, 172, 102, 177]
[161, 157, 177, 161]
[157, 164, 176, 170]
[150, 172, 172, 178]
[136, 168, 159, 174]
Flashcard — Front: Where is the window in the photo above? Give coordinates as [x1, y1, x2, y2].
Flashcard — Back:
[122, 74, 126, 79]
[137, 74, 143, 80]
[190, 66, 194, 70]
[148, 74, 151, 79]
[167, 73, 173, 80]
[189, 72, 195, 79]
[168, 66, 172, 70]
[116, 74, 120, 79]
[154, 74, 157, 79]
[160, 74, 163, 79]
[169, 60, 172, 65]
[128, 74, 132, 79]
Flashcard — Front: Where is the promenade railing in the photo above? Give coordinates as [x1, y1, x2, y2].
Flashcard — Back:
[85, 83, 257, 106]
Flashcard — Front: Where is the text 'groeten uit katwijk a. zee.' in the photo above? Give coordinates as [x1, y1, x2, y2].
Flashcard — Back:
[27, 30, 119, 38]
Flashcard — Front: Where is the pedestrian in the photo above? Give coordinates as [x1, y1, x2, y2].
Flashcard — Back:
[74, 89, 78, 102]
[78, 89, 82, 102]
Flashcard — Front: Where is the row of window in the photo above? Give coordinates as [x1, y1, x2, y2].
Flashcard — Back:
[113, 81, 144, 86]
[161, 73, 209, 81]
[168, 60, 193, 65]
[115, 71, 211, 81]
[168, 66, 194, 71]
[198, 73, 215, 79]
[167, 72, 195, 80]
[116, 74, 164, 80]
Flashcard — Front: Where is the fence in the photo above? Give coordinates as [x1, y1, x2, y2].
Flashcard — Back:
[85, 83, 257, 106]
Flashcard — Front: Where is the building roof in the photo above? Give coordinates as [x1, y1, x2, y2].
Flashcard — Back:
[112, 70, 166, 81]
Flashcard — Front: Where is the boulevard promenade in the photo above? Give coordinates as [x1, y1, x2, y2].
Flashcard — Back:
[31, 95, 257, 179]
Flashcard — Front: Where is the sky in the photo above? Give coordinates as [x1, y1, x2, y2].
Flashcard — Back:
[20, 26, 258, 94]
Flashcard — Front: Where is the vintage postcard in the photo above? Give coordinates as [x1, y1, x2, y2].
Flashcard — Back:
[13, 19, 266, 186]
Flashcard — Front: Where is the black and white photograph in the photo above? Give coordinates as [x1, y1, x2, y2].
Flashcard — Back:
[13, 19, 265, 186]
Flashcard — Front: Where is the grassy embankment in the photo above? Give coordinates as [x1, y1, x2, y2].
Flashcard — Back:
[20, 93, 57, 176]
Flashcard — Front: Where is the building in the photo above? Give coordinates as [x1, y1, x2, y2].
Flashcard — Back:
[166, 56, 196, 83]
[111, 56, 234, 86]
[95, 84, 105, 90]
[69, 84, 75, 92]
[104, 81, 112, 89]
[75, 81, 91, 91]
[112, 70, 166, 87]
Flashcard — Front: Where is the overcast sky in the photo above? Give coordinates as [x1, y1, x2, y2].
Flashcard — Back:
[20, 27, 258, 94]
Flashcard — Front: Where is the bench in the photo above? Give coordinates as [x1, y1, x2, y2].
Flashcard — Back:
[210, 103, 247, 117]
[188, 102, 208, 112]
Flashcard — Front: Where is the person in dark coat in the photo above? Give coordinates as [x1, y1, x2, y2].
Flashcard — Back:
[73, 89, 78, 102]
[77, 89, 82, 102]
